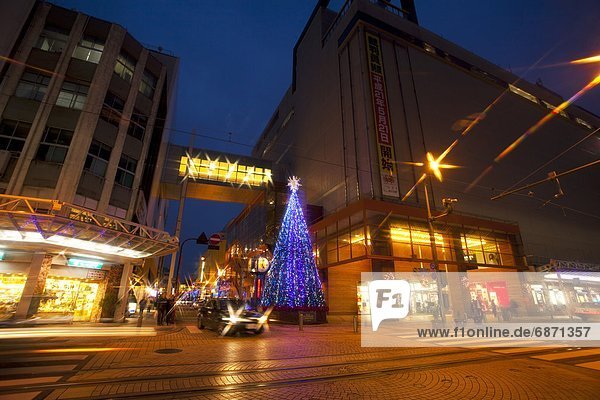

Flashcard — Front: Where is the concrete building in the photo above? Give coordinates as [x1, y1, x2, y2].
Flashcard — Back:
[241, 0, 600, 314]
[0, 1, 178, 321]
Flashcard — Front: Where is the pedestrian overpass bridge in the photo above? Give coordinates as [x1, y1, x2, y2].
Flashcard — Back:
[160, 144, 273, 204]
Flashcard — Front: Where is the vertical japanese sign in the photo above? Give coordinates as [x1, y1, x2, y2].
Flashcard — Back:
[366, 32, 400, 198]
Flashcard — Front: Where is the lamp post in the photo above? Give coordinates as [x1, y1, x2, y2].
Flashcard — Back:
[174, 232, 208, 294]
[199, 256, 206, 284]
[401, 152, 460, 324]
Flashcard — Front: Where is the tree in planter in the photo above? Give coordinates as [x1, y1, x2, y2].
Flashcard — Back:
[100, 288, 120, 321]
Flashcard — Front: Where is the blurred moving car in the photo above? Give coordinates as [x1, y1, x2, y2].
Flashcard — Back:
[197, 298, 267, 335]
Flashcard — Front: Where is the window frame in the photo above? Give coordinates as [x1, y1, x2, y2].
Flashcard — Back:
[15, 71, 51, 101]
[56, 81, 89, 110]
[35, 26, 69, 53]
[139, 69, 157, 98]
[84, 139, 112, 178]
[115, 154, 137, 188]
[72, 36, 104, 64]
[114, 52, 136, 83]
[0, 119, 31, 153]
[35, 126, 74, 164]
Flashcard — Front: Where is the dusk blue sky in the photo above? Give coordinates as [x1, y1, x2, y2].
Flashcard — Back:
[52, 0, 600, 277]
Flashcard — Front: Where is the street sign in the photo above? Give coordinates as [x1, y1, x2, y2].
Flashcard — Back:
[208, 233, 221, 250]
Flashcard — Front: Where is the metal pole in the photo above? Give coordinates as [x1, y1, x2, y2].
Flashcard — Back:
[424, 182, 446, 323]
[174, 239, 190, 295]
[200, 258, 206, 284]
[353, 315, 358, 333]
[166, 133, 195, 294]
[299, 312, 304, 331]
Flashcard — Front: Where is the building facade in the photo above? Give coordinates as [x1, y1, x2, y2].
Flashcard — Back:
[245, 0, 600, 314]
[0, 1, 178, 321]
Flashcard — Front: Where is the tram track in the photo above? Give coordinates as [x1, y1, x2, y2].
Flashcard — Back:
[2, 348, 501, 398]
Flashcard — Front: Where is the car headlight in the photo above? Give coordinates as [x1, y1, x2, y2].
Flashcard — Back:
[258, 315, 268, 324]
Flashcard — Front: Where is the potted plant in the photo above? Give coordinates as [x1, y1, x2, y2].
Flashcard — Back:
[99, 289, 120, 322]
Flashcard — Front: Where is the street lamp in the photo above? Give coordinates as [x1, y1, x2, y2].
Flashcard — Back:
[174, 232, 208, 293]
[199, 256, 206, 284]
[401, 152, 461, 323]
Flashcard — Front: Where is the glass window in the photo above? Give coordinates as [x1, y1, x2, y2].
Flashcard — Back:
[0, 119, 31, 153]
[15, 71, 51, 101]
[114, 52, 136, 83]
[35, 126, 73, 164]
[72, 36, 104, 63]
[127, 110, 147, 141]
[139, 69, 157, 98]
[99, 92, 125, 127]
[56, 81, 89, 110]
[115, 154, 137, 188]
[35, 26, 69, 53]
[508, 84, 538, 104]
[84, 139, 111, 178]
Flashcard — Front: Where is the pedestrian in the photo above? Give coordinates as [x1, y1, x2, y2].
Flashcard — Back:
[139, 297, 147, 317]
[137, 297, 147, 327]
[156, 295, 166, 326]
[166, 297, 175, 325]
[491, 299, 497, 320]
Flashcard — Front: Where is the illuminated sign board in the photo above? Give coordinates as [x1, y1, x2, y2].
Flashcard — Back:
[179, 156, 271, 187]
[67, 258, 103, 269]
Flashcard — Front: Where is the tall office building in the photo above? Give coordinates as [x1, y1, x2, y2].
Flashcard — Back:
[245, 0, 600, 313]
[0, 1, 178, 321]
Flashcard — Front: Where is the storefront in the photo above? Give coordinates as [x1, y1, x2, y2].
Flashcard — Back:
[311, 199, 527, 314]
[0, 272, 27, 319]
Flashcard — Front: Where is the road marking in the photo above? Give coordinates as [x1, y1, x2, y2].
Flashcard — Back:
[575, 360, 600, 371]
[0, 364, 77, 375]
[0, 376, 61, 387]
[8, 355, 88, 362]
[0, 392, 42, 400]
[533, 349, 600, 361]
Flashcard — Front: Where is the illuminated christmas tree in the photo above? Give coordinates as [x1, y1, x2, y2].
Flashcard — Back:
[261, 177, 326, 310]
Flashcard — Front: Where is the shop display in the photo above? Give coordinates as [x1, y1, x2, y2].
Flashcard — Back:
[38, 277, 99, 321]
[0, 273, 27, 317]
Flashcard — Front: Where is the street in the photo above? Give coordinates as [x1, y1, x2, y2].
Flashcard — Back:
[1, 314, 599, 399]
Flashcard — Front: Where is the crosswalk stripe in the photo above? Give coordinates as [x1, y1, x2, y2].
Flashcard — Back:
[0, 376, 62, 388]
[575, 360, 600, 371]
[533, 349, 600, 361]
[0, 391, 42, 400]
[0, 364, 78, 376]
[8, 355, 88, 362]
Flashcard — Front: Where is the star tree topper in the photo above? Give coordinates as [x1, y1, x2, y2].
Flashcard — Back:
[287, 176, 302, 193]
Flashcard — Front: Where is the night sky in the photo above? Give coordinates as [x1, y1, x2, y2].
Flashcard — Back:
[51, 0, 600, 277]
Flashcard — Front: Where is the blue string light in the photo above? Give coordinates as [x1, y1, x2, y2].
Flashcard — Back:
[260, 177, 326, 311]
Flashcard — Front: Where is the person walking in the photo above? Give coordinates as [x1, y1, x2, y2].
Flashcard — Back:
[137, 297, 147, 327]
[156, 295, 166, 326]
[491, 299, 498, 321]
[166, 297, 175, 325]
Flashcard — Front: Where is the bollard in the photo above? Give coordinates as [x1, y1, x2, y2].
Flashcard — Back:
[299, 312, 304, 331]
[353, 315, 358, 333]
